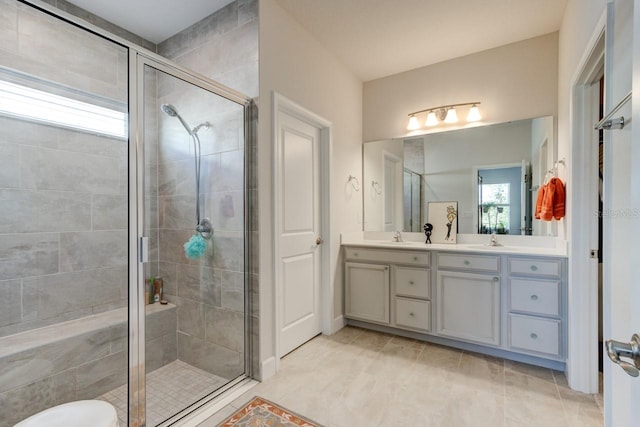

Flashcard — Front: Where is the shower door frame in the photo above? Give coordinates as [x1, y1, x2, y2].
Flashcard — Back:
[130, 52, 253, 426]
[15, 3, 254, 424]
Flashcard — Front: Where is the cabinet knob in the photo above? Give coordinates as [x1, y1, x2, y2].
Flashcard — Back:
[530, 333, 538, 339]
[530, 265, 538, 271]
[413, 256, 419, 261]
[353, 252, 359, 256]
[493, 277, 499, 282]
[409, 280, 415, 285]
[530, 294, 539, 301]
[464, 260, 470, 266]
[409, 312, 415, 317]
[384, 266, 388, 270]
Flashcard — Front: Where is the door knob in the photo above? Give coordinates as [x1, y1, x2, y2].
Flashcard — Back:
[606, 334, 640, 377]
[316, 237, 324, 245]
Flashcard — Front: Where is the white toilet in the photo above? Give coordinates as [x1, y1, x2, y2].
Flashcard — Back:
[15, 400, 119, 427]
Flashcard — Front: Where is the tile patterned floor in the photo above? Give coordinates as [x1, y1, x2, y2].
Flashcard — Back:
[198, 326, 604, 427]
[99, 360, 228, 426]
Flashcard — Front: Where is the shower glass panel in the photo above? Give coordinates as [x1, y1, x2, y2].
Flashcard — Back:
[141, 62, 247, 425]
[0, 2, 129, 425]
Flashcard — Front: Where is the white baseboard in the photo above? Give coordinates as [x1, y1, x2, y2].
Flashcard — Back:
[260, 356, 276, 381]
[331, 315, 345, 334]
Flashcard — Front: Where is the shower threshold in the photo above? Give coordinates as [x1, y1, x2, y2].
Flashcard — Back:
[99, 360, 228, 426]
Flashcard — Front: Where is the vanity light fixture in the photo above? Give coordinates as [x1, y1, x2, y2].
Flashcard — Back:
[425, 111, 438, 126]
[406, 102, 481, 130]
[407, 115, 420, 130]
[467, 104, 482, 122]
[443, 107, 458, 123]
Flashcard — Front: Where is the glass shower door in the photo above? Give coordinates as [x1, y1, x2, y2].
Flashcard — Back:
[0, 3, 130, 425]
[138, 56, 249, 426]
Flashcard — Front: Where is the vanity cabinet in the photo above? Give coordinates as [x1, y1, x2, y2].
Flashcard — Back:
[343, 244, 567, 370]
[393, 266, 431, 332]
[344, 262, 390, 324]
[344, 247, 430, 329]
[507, 257, 564, 358]
[436, 253, 501, 346]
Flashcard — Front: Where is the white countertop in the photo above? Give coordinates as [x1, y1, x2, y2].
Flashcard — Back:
[341, 232, 568, 257]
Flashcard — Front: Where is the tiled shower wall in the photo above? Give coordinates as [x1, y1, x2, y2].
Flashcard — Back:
[155, 0, 259, 379]
[0, 0, 129, 338]
[0, 0, 258, 385]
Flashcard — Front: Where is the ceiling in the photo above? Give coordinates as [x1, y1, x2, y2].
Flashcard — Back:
[276, 0, 568, 81]
[64, 0, 568, 82]
[65, 0, 235, 44]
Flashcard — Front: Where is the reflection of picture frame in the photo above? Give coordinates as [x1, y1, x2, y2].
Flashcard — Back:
[428, 201, 458, 244]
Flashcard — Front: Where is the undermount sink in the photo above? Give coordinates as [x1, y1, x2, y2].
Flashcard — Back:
[382, 240, 425, 246]
[462, 244, 523, 251]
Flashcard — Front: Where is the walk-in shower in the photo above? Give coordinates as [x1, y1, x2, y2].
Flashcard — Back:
[0, 1, 253, 426]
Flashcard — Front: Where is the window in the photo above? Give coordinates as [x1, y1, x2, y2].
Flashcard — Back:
[0, 79, 127, 139]
[480, 183, 510, 234]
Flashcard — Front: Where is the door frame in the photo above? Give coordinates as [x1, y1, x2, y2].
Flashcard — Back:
[272, 92, 332, 368]
[567, 11, 606, 394]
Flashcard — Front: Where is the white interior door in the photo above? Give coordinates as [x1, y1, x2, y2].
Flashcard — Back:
[383, 152, 401, 231]
[602, 1, 640, 425]
[276, 108, 322, 357]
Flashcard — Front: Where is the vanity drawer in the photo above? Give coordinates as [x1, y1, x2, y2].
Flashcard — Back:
[508, 257, 561, 278]
[394, 297, 431, 332]
[345, 247, 430, 266]
[437, 253, 500, 273]
[509, 314, 561, 357]
[509, 279, 560, 317]
[394, 266, 430, 299]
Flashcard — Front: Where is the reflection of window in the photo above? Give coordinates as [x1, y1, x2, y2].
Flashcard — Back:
[481, 183, 510, 233]
[0, 80, 127, 138]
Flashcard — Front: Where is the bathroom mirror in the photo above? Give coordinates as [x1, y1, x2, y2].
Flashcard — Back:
[363, 116, 556, 236]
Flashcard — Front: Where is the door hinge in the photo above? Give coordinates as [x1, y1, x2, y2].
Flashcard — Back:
[590, 249, 599, 259]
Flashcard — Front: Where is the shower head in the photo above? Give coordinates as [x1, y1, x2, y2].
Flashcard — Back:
[161, 103, 178, 117]
[161, 103, 192, 135]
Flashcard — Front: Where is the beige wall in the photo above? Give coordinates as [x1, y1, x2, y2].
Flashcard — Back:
[258, 0, 363, 376]
[363, 32, 559, 142]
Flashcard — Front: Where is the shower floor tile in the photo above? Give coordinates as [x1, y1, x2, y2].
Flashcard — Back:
[99, 360, 228, 426]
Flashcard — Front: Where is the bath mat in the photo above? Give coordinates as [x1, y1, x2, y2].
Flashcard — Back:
[217, 396, 323, 427]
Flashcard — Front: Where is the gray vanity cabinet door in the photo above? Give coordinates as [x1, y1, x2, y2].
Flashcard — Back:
[345, 262, 390, 324]
[436, 270, 501, 346]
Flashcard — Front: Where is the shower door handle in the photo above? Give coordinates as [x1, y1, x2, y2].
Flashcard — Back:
[139, 236, 149, 263]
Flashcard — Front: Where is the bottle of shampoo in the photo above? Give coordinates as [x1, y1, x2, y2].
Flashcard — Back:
[153, 276, 163, 303]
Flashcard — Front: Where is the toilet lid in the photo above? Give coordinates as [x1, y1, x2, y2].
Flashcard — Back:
[15, 400, 119, 427]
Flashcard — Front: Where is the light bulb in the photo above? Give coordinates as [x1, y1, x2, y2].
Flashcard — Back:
[407, 115, 420, 130]
[444, 108, 458, 123]
[425, 111, 438, 126]
[467, 105, 481, 122]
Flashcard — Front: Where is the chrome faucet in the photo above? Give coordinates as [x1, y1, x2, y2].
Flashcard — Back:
[489, 233, 498, 246]
[393, 231, 403, 242]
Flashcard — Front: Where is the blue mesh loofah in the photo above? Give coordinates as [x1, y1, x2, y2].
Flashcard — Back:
[184, 233, 206, 259]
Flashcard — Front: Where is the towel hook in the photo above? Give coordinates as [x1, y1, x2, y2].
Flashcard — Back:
[372, 180, 382, 195]
[348, 175, 360, 191]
